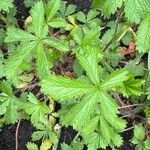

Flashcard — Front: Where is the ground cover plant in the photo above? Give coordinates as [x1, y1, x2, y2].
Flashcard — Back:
[0, 0, 150, 149]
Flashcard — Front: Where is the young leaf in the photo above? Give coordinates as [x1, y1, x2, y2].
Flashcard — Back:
[132, 124, 145, 144]
[4, 42, 36, 79]
[40, 75, 97, 101]
[136, 13, 150, 53]
[40, 139, 52, 150]
[24, 93, 50, 126]
[26, 142, 38, 150]
[76, 45, 101, 85]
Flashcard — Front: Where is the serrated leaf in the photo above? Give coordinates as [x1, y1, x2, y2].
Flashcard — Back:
[0, 81, 13, 96]
[26, 142, 38, 150]
[144, 139, 150, 149]
[43, 38, 69, 52]
[32, 131, 46, 141]
[124, 0, 150, 23]
[0, 0, 13, 12]
[36, 43, 49, 79]
[99, 92, 126, 131]
[125, 61, 145, 76]
[84, 132, 108, 150]
[40, 139, 52, 150]
[76, 45, 101, 85]
[24, 0, 38, 7]
[100, 69, 129, 90]
[40, 75, 97, 101]
[5, 98, 18, 124]
[48, 17, 66, 28]
[136, 14, 150, 53]
[92, 0, 122, 16]
[87, 10, 99, 22]
[0, 92, 19, 124]
[132, 124, 145, 144]
[81, 27, 100, 46]
[76, 12, 86, 23]
[5, 26, 36, 42]
[61, 93, 98, 130]
[46, 0, 61, 21]
[4, 41, 36, 79]
[24, 93, 50, 126]
[65, 4, 76, 16]
[82, 116, 99, 136]
[31, 1, 45, 37]
[61, 140, 83, 150]
[118, 77, 144, 98]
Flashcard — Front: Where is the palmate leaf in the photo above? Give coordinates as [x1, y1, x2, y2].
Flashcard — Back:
[24, 93, 50, 126]
[4, 42, 36, 79]
[40, 41, 144, 149]
[0, 0, 13, 12]
[136, 14, 150, 53]
[41, 76, 97, 101]
[32, 123, 58, 144]
[76, 46, 101, 85]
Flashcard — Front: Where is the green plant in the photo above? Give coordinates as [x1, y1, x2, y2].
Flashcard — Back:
[132, 124, 150, 150]
[1, 0, 150, 149]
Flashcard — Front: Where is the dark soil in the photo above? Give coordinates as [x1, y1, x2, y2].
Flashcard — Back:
[66, 0, 92, 13]
[0, 120, 40, 150]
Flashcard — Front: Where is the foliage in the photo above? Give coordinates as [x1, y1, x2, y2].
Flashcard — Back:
[132, 124, 150, 150]
[0, 0, 150, 150]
